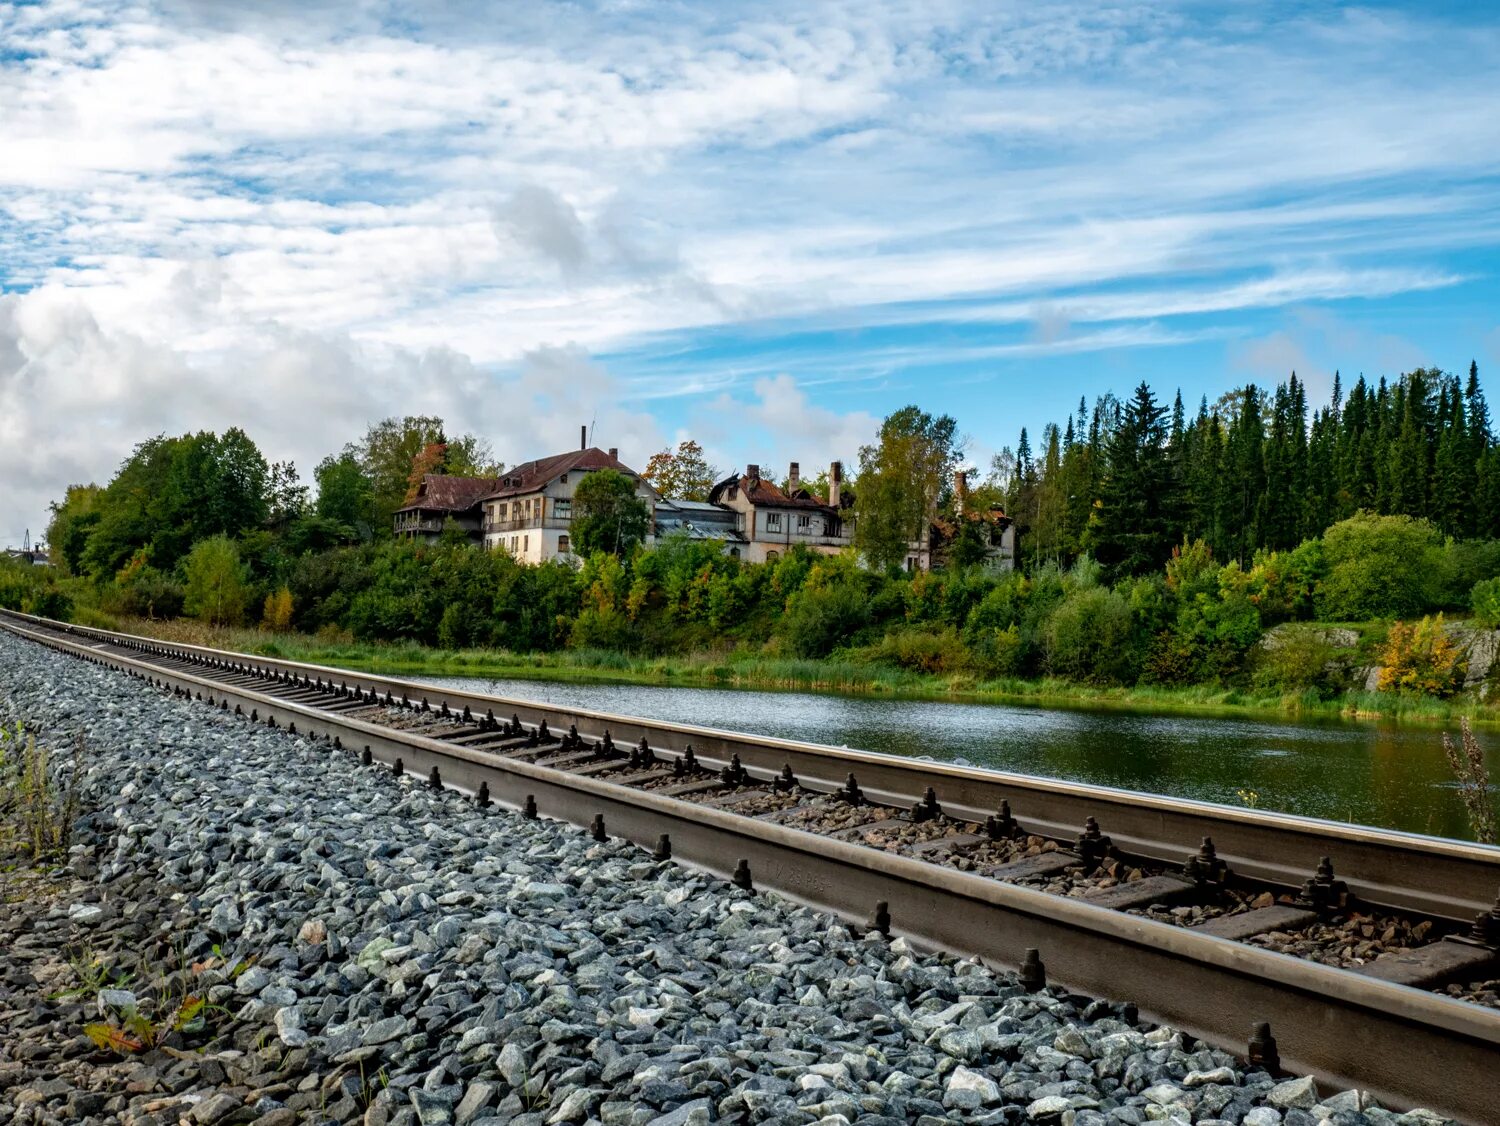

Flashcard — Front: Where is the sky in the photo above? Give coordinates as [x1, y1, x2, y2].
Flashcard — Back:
[3, 0, 1499, 547]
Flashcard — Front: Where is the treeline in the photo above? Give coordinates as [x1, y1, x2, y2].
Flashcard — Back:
[1006, 365, 1500, 574]
[7, 362, 1500, 701]
[7, 508, 1497, 700]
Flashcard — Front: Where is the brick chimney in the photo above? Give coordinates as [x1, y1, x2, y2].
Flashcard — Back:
[608, 447, 618, 460]
[954, 470, 968, 516]
[788, 462, 800, 493]
[580, 425, 587, 450]
[746, 463, 760, 481]
[828, 461, 843, 507]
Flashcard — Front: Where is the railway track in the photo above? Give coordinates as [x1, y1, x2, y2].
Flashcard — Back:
[3, 608, 1498, 1121]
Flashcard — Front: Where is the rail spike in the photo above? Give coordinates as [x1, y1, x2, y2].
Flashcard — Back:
[1300, 856, 1349, 913]
[1075, 816, 1113, 868]
[1183, 837, 1229, 887]
[986, 799, 1019, 840]
[732, 859, 754, 891]
[720, 754, 749, 787]
[1472, 888, 1500, 946]
[911, 786, 941, 823]
[1018, 948, 1046, 993]
[1248, 1021, 1280, 1075]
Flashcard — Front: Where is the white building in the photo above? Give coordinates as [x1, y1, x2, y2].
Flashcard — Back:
[478, 446, 656, 564]
[706, 461, 851, 564]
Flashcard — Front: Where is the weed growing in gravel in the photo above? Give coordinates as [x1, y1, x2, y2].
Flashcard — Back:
[1442, 716, 1497, 844]
[0, 723, 84, 863]
[65, 940, 234, 1057]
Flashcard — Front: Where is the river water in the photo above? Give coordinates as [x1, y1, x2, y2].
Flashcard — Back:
[422, 674, 1497, 843]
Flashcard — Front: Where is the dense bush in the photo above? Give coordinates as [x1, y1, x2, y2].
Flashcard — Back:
[1316, 512, 1444, 620]
[1252, 627, 1342, 695]
[1378, 615, 1464, 697]
[1472, 578, 1500, 629]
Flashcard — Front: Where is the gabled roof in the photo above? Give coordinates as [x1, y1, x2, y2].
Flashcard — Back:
[480, 447, 645, 502]
[707, 472, 835, 512]
[395, 474, 503, 514]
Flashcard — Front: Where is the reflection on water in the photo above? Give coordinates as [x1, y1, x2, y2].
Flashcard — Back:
[420, 674, 1498, 842]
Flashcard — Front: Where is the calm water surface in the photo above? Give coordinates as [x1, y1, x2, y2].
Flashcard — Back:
[420, 674, 1496, 842]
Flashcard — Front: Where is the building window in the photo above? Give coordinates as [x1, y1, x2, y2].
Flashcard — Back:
[766, 512, 782, 530]
[554, 499, 571, 519]
[524, 535, 529, 553]
[797, 514, 810, 529]
[558, 534, 570, 554]
[729, 547, 740, 559]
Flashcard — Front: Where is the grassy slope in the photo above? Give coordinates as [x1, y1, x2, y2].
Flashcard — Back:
[77, 610, 1500, 728]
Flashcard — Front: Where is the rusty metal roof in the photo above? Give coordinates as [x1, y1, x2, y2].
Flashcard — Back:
[707, 472, 835, 512]
[395, 474, 503, 514]
[479, 447, 647, 502]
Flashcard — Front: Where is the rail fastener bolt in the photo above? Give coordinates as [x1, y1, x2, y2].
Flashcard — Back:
[523, 795, 538, 820]
[732, 859, 754, 891]
[653, 834, 672, 861]
[1248, 1021, 1280, 1076]
[476, 781, 492, 808]
[775, 764, 798, 792]
[429, 766, 442, 790]
[1019, 948, 1046, 993]
[869, 900, 891, 937]
[590, 814, 608, 842]
[840, 773, 864, 806]
[1473, 888, 1500, 945]
[393, 758, 404, 778]
[362, 747, 372, 766]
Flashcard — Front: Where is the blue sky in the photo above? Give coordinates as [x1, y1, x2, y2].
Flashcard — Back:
[1, 1, 1498, 543]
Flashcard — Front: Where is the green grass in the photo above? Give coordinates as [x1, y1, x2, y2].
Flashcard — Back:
[84, 613, 1500, 728]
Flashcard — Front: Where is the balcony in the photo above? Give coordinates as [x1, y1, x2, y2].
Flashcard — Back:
[483, 515, 574, 534]
[395, 516, 445, 534]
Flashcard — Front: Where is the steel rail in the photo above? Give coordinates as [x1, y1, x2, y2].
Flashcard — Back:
[3, 611, 1500, 1120]
[5, 609, 1496, 922]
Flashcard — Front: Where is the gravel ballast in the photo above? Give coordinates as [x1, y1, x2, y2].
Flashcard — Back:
[0, 630, 1458, 1125]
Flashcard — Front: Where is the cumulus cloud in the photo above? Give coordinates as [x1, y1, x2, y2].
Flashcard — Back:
[2, 0, 1500, 541]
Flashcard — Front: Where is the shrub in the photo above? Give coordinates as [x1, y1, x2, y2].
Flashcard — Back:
[1316, 512, 1442, 620]
[261, 587, 294, 631]
[852, 626, 972, 675]
[181, 535, 249, 626]
[1471, 577, 1500, 629]
[781, 581, 872, 658]
[1377, 614, 1464, 697]
[1041, 586, 1135, 683]
[1252, 627, 1339, 695]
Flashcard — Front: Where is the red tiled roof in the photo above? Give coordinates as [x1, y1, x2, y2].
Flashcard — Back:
[479, 448, 642, 501]
[708, 472, 835, 511]
[396, 474, 503, 514]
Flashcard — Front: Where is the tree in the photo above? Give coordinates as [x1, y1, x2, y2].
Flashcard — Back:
[314, 452, 376, 540]
[181, 535, 249, 626]
[854, 406, 961, 570]
[45, 484, 103, 576]
[266, 462, 308, 530]
[642, 440, 719, 501]
[570, 470, 650, 556]
[1091, 382, 1178, 577]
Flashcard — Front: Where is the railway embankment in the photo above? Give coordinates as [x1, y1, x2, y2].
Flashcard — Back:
[0, 630, 1458, 1126]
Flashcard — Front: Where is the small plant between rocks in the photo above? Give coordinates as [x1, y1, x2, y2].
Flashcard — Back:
[0, 721, 84, 865]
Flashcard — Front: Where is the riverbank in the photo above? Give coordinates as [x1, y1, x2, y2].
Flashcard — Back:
[78, 611, 1500, 728]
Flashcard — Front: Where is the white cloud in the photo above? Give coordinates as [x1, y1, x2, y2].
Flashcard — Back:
[2, 0, 1499, 541]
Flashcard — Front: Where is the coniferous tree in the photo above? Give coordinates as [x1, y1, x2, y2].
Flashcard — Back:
[1091, 383, 1178, 577]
